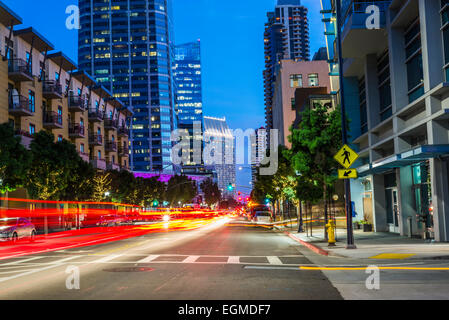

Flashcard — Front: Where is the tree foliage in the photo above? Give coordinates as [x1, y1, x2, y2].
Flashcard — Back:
[0, 123, 31, 193]
[165, 175, 197, 206]
[200, 178, 221, 207]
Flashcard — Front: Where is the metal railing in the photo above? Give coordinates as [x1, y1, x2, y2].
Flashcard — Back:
[42, 80, 62, 96]
[342, 1, 391, 31]
[69, 124, 85, 137]
[8, 58, 32, 77]
[43, 111, 63, 126]
[9, 95, 33, 113]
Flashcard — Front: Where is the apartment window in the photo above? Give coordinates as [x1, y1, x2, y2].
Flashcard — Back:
[441, 0, 449, 79]
[80, 143, 85, 153]
[378, 50, 392, 121]
[291, 98, 296, 110]
[26, 51, 32, 73]
[57, 106, 63, 125]
[58, 135, 63, 142]
[55, 72, 60, 82]
[308, 74, 319, 87]
[28, 90, 35, 112]
[405, 18, 424, 103]
[98, 150, 102, 159]
[112, 155, 116, 164]
[290, 74, 302, 87]
[29, 124, 35, 135]
[359, 77, 368, 134]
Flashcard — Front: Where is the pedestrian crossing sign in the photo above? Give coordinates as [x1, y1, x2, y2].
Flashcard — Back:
[334, 144, 359, 169]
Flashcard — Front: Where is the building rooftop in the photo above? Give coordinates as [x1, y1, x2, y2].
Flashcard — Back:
[277, 0, 301, 6]
[204, 116, 233, 139]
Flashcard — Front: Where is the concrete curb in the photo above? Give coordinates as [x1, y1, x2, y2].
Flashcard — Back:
[284, 231, 330, 256]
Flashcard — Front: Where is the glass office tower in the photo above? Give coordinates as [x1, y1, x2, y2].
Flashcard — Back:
[78, 0, 176, 172]
[172, 40, 205, 173]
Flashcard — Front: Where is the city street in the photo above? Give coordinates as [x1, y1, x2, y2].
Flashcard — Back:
[0, 218, 448, 300]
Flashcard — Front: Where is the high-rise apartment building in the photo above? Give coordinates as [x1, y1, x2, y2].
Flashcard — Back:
[78, 0, 176, 173]
[264, 0, 310, 130]
[173, 40, 204, 174]
[320, 0, 449, 242]
[0, 1, 132, 172]
[203, 116, 236, 198]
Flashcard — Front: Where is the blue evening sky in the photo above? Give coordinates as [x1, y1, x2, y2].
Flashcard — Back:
[2, 0, 325, 191]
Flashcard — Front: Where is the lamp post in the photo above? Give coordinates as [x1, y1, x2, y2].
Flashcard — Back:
[335, 0, 356, 249]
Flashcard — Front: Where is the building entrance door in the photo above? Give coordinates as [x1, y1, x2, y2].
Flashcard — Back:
[386, 188, 400, 233]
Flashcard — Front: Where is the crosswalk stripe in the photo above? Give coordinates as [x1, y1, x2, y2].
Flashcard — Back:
[227, 256, 240, 264]
[267, 256, 283, 265]
[137, 255, 159, 263]
[92, 254, 124, 263]
[182, 256, 200, 263]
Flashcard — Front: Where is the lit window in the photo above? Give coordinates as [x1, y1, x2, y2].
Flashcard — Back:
[308, 74, 319, 87]
[290, 74, 303, 88]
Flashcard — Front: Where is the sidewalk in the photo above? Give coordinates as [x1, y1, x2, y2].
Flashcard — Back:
[283, 227, 449, 260]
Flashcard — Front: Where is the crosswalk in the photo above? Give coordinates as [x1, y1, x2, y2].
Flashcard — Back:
[0, 253, 309, 283]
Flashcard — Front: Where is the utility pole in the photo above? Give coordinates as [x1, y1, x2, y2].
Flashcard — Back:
[335, 0, 356, 249]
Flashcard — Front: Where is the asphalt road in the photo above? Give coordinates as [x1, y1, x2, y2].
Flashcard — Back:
[1, 217, 449, 300]
[0, 218, 342, 300]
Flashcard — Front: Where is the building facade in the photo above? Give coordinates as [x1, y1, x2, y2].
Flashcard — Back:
[251, 127, 267, 186]
[0, 1, 131, 173]
[272, 59, 331, 148]
[78, 0, 176, 173]
[173, 40, 205, 174]
[264, 0, 310, 130]
[321, 0, 449, 242]
[203, 116, 236, 198]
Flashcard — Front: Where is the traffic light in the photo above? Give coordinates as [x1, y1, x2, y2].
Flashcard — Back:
[238, 191, 241, 196]
[152, 200, 159, 207]
[227, 184, 234, 191]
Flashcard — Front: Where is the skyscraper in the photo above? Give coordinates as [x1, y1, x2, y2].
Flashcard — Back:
[264, 0, 310, 130]
[173, 40, 204, 174]
[173, 40, 203, 125]
[78, 0, 176, 173]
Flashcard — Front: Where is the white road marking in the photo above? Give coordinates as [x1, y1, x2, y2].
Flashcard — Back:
[182, 256, 200, 263]
[0, 256, 81, 283]
[267, 256, 283, 265]
[91, 254, 124, 263]
[0, 256, 44, 266]
[227, 256, 240, 264]
[137, 255, 160, 263]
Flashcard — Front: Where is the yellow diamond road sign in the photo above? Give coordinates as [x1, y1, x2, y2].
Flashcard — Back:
[338, 169, 358, 180]
[334, 144, 359, 169]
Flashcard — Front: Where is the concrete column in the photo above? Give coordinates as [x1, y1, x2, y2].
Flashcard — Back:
[364, 54, 381, 129]
[372, 174, 388, 232]
[430, 158, 449, 242]
[419, 0, 444, 91]
[388, 26, 408, 113]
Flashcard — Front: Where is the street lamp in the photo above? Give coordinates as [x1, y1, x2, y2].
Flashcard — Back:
[104, 191, 110, 197]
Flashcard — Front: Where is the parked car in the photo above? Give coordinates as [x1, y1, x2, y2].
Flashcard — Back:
[96, 215, 127, 227]
[0, 218, 37, 243]
[252, 211, 273, 224]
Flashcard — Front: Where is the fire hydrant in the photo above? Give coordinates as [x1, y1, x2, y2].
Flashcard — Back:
[326, 220, 336, 247]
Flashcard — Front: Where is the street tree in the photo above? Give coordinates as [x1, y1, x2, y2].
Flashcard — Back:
[90, 171, 112, 202]
[165, 175, 197, 207]
[0, 123, 31, 194]
[200, 178, 221, 207]
[288, 103, 343, 234]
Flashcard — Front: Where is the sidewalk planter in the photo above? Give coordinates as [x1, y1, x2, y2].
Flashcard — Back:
[353, 222, 361, 230]
[363, 224, 373, 232]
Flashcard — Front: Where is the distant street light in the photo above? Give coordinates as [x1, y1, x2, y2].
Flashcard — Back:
[105, 191, 110, 197]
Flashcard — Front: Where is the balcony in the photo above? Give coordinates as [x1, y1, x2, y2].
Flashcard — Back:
[90, 157, 107, 171]
[105, 141, 117, 152]
[107, 162, 120, 171]
[8, 58, 33, 82]
[88, 109, 104, 122]
[104, 118, 118, 131]
[9, 95, 34, 117]
[68, 124, 85, 139]
[43, 111, 63, 129]
[340, 1, 391, 59]
[118, 146, 129, 157]
[78, 151, 89, 163]
[118, 126, 129, 137]
[68, 95, 88, 112]
[42, 80, 63, 99]
[14, 129, 34, 149]
[89, 134, 103, 146]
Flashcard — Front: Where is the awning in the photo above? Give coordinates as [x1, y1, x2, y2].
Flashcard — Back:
[357, 144, 449, 177]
